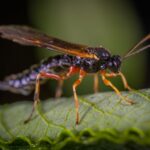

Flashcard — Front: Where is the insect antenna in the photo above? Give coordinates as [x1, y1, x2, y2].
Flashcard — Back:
[122, 34, 150, 60]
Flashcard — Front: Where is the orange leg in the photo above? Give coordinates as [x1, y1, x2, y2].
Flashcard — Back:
[55, 66, 80, 98]
[55, 80, 64, 98]
[66, 66, 80, 77]
[73, 70, 86, 124]
[24, 72, 64, 123]
[100, 72, 134, 104]
[94, 73, 99, 93]
[105, 71, 132, 91]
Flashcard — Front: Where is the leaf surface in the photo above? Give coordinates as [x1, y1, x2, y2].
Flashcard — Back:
[0, 89, 150, 149]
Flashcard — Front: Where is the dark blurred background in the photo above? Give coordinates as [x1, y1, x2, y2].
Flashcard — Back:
[0, 0, 149, 103]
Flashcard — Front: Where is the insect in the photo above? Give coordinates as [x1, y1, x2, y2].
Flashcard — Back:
[0, 25, 149, 124]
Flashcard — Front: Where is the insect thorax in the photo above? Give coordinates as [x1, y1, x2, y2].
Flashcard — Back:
[73, 54, 121, 73]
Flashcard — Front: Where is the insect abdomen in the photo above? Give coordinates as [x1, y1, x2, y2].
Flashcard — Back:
[0, 55, 73, 95]
[0, 67, 39, 95]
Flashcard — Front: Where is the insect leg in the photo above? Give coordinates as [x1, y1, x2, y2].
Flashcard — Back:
[54, 66, 80, 98]
[24, 73, 41, 123]
[94, 73, 99, 93]
[100, 72, 134, 104]
[117, 72, 132, 91]
[55, 80, 64, 98]
[24, 72, 64, 123]
[66, 66, 80, 77]
[72, 70, 86, 124]
[104, 72, 132, 91]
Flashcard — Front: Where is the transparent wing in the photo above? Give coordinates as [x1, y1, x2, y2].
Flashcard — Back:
[0, 25, 97, 59]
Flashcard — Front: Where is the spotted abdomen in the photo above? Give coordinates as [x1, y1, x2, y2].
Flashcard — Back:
[1, 66, 39, 95]
[0, 55, 73, 95]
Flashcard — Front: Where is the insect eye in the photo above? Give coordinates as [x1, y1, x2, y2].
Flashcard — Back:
[113, 61, 117, 67]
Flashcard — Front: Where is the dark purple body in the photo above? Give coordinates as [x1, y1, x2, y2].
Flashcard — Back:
[0, 48, 121, 95]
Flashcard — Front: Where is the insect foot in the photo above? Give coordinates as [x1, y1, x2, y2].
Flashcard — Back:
[121, 96, 136, 105]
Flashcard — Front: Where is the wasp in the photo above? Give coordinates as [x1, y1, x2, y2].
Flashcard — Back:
[0, 25, 149, 124]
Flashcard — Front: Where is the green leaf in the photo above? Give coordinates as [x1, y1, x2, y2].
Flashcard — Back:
[0, 89, 150, 149]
